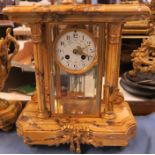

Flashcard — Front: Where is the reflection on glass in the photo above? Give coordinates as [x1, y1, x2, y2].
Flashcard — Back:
[53, 66, 99, 115]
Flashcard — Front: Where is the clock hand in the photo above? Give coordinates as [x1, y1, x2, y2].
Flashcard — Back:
[77, 46, 87, 55]
[72, 46, 94, 58]
[76, 46, 89, 56]
[78, 45, 88, 50]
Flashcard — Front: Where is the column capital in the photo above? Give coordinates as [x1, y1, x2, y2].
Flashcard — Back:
[30, 23, 42, 43]
[109, 23, 122, 44]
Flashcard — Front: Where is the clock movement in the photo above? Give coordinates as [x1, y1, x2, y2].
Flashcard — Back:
[3, 3, 150, 153]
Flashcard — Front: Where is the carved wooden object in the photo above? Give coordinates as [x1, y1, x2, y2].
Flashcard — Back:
[120, 2, 155, 98]
[129, 37, 155, 77]
[0, 28, 22, 131]
[120, 35, 155, 97]
[3, 4, 150, 152]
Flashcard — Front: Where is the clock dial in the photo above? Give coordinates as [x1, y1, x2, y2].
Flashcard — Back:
[55, 29, 97, 74]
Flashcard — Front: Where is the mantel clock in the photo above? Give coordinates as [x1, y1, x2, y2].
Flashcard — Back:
[3, 3, 150, 153]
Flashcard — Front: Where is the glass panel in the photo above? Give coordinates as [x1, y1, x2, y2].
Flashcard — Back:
[53, 66, 99, 115]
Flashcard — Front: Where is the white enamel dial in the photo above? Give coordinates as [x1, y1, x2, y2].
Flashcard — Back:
[55, 29, 97, 74]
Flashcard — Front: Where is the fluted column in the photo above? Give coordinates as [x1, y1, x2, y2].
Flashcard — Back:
[103, 22, 122, 120]
[31, 23, 49, 118]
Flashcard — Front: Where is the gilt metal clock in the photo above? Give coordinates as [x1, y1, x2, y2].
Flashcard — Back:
[3, 4, 150, 153]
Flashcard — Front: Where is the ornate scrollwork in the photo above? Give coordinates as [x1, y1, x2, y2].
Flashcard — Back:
[0, 28, 21, 132]
[109, 88, 124, 105]
[0, 28, 19, 91]
[0, 28, 19, 110]
[56, 118, 90, 153]
[109, 34, 120, 44]
[63, 124, 90, 153]
[129, 36, 155, 77]
[49, 13, 66, 22]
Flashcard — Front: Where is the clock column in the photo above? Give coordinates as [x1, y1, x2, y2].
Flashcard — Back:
[31, 23, 49, 118]
[104, 22, 122, 120]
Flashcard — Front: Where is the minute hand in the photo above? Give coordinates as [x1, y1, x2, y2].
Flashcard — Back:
[76, 46, 89, 56]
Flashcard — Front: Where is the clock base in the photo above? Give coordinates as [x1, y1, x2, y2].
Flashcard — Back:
[17, 101, 136, 153]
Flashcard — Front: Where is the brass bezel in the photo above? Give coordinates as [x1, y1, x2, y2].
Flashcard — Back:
[53, 28, 97, 75]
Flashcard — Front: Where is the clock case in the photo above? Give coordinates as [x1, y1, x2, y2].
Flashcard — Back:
[3, 4, 150, 153]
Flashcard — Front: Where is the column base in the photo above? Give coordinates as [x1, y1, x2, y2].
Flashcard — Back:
[37, 111, 50, 118]
[103, 112, 116, 120]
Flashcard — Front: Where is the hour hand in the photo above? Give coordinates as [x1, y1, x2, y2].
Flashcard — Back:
[73, 46, 88, 56]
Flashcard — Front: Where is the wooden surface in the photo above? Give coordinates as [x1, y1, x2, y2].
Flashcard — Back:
[129, 101, 155, 115]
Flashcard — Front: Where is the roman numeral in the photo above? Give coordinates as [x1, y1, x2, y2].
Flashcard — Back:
[88, 56, 93, 61]
[66, 35, 70, 40]
[57, 49, 61, 53]
[82, 35, 85, 40]
[73, 33, 78, 38]
[61, 56, 64, 60]
[60, 41, 64, 46]
[87, 41, 91, 46]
